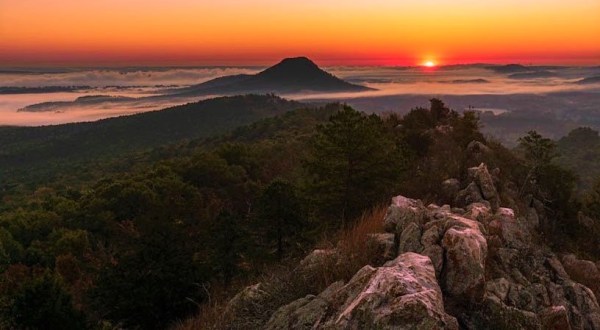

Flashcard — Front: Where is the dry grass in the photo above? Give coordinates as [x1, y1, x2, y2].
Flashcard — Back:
[171, 205, 388, 330]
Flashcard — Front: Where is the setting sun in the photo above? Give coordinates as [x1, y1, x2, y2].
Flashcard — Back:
[423, 60, 436, 67]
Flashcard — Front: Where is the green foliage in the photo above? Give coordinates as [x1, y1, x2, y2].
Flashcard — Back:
[255, 180, 304, 260]
[7, 273, 86, 330]
[305, 106, 405, 226]
[1, 97, 597, 328]
[92, 215, 203, 330]
[518, 130, 558, 167]
[583, 178, 600, 218]
[557, 127, 600, 191]
[208, 211, 245, 286]
[395, 99, 484, 200]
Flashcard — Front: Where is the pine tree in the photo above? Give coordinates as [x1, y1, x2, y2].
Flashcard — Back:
[305, 106, 405, 228]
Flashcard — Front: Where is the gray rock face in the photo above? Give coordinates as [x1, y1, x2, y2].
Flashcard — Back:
[398, 222, 423, 253]
[365, 233, 397, 264]
[441, 224, 487, 300]
[330, 253, 459, 330]
[266, 253, 458, 330]
[383, 195, 426, 234]
[265, 281, 344, 330]
[469, 163, 501, 211]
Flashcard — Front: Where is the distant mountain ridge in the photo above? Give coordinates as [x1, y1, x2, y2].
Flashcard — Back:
[170, 57, 373, 96]
[1, 95, 305, 182]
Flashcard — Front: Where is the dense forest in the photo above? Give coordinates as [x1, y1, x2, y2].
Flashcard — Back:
[1, 96, 599, 329]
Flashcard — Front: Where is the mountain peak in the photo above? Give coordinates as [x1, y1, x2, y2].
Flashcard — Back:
[274, 56, 319, 69]
[173, 56, 372, 96]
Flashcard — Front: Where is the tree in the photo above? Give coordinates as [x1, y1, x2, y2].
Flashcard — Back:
[518, 130, 558, 168]
[9, 273, 85, 330]
[209, 210, 244, 286]
[256, 180, 303, 260]
[91, 215, 203, 329]
[305, 106, 405, 227]
[518, 131, 577, 234]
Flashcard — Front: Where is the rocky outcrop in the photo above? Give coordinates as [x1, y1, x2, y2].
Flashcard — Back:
[441, 221, 487, 300]
[266, 253, 458, 329]
[561, 254, 600, 302]
[234, 157, 600, 329]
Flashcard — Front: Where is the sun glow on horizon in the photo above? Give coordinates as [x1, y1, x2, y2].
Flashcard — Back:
[423, 60, 436, 68]
[0, 0, 599, 66]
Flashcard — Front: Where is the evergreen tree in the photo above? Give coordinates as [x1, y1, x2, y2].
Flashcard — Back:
[305, 106, 405, 227]
[209, 210, 244, 286]
[9, 273, 85, 330]
[256, 180, 303, 260]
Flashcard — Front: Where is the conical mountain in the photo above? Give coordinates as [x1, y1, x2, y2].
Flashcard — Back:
[173, 57, 372, 96]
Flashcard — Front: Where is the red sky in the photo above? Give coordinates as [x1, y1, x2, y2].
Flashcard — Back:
[1, 0, 599, 66]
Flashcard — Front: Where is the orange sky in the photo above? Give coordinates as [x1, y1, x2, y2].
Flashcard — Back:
[1, 0, 599, 66]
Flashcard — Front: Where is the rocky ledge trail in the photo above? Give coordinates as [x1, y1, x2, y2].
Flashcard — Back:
[225, 144, 600, 330]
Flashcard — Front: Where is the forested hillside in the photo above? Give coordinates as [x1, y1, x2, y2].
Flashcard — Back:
[1, 97, 599, 329]
[0, 94, 303, 187]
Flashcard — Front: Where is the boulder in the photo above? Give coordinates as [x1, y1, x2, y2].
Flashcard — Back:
[398, 222, 423, 253]
[487, 207, 528, 248]
[297, 249, 339, 276]
[561, 254, 600, 301]
[423, 244, 445, 279]
[330, 253, 458, 329]
[469, 163, 500, 211]
[455, 182, 486, 208]
[562, 281, 600, 330]
[476, 296, 542, 330]
[464, 202, 492, 223]
[383, 195, 426, 235]
[441, 225, 488, 301]
[266, 281, 344, 330]
[365, 233, 397, 264]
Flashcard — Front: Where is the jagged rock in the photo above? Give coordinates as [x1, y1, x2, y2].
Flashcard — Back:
[423, 244, 444, 278]
[487, 207, 528, 248]
[297, 249, 339, 275]
[476, 296, 542, 329]
[266, 281, 344, 330]
[262, 191, 600, 330]
[421, 223, 443, 247]
[383, 195, 426, 235]
[428, 204, 453, 220]
[441, 224, 488, 301]
[464, 202, 491, 222]
[562, 281, 600, 329]
[455, 182, 486, 208]
[540, 306, 572, 330]
[365, 233, 397, 264]
[398, 222, 423, 253]
[330, 253, 458, 329]
[561, 254, 600, 301]
[469, 163, 500, 211]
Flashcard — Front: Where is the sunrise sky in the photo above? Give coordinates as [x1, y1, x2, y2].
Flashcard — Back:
[1, 0, 599, 66]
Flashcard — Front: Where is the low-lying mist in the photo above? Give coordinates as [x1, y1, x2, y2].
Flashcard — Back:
[1, 65, 600, 126]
